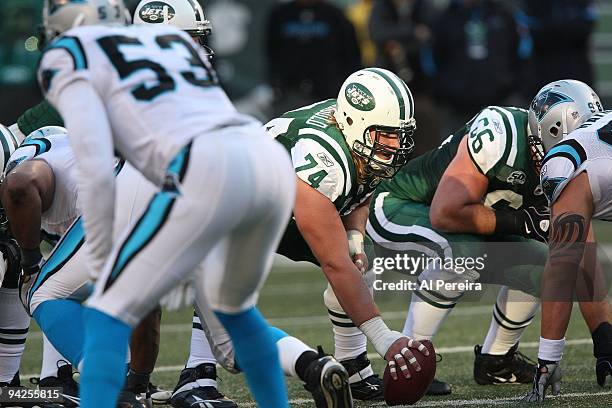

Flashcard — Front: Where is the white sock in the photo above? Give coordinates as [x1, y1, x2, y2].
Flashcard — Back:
[277, 336, 314, 378]
[323, 284, 367, 361]
[403, 291, 455, 340]
[186, 312, 216, 368]
[0, 288, 30, 382]
[482, 287, 539, 355]
[40, 334, 71, 379]
[538, 337, 565, 362]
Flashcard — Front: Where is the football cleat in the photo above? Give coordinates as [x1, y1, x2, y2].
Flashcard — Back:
[303, 350, 352, 408]
[170, 364, 237, 408]
[117, 390, 149, 408]
[522, 360, 562, 402]
[474, 343, 536, 385]
[32, 363, 80, 407]
[3, 372, 63, 408]
[339, 352, 383, 401]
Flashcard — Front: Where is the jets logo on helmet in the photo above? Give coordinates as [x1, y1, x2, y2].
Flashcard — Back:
[138, 1, 176, 23]
[336, 68, 416, 179]
[134, 0, 212, 46]
[345, 83, 376, 111]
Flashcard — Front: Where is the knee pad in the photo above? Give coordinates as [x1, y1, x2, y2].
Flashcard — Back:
[323, 284, 342, 312]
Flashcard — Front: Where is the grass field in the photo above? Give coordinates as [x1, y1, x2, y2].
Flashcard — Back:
[17, 222, 612, 407]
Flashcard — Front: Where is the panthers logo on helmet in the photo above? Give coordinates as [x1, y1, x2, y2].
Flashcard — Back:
[531, 91, 573, 122]
[139, 1, 176, 23]
[345, 83, 376, 112]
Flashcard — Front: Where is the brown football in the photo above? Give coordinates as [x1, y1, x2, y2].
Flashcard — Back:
[382, 340, 436, 406]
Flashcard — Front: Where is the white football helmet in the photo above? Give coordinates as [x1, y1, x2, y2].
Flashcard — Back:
[0, 125, 20, 172]
[134, 0, 211, 45]
[528, 79, 603, 153]
[335, 68, 416, 178]
[42, 0, 129, 43]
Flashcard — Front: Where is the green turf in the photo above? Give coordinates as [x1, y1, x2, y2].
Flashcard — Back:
[18, 256, 612, 407]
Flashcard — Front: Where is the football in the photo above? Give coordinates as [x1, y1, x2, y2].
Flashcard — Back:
[382, 340, 437, 406]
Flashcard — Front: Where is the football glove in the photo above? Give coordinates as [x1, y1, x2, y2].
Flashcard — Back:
[522, 360, 561, 402]
[596, 356, 612, 387]
[520, 206, 550, 243]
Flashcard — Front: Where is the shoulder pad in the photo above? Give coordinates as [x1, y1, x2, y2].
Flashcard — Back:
[291, 138, 346, 202]
[467, 107, 514, 176]
[540, 139, 587, 204]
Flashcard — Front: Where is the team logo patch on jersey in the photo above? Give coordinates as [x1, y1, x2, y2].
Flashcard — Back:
[541, 176, 566, 203]
[317, 152, 334, 167]
[345, 83, 375, 111]
[506, 170, 526, 185]
[139, 1, 176, 23]
[493, 119, 503, 134]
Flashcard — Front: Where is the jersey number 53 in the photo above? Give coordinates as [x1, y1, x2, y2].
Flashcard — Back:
[98, 34, 216, 101]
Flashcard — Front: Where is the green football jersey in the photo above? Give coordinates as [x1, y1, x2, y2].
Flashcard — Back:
[266, 99, 379, 216]
[17, 100, 63, 137]
[379, 106, 545, 210]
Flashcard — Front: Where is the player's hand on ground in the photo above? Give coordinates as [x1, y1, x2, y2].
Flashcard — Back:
[384, 336, 430, 380]
[521, 206, 550, 243]
[352, 252, 368, 273]
[522, 361, 561, 402]
[596, 356, 612, 386]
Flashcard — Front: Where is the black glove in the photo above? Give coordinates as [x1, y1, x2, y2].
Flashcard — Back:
[0, 237, 22, 286]
[596, 356, 612, 386]
[495, 206, 550, 242]
[519, 206, 550, 242]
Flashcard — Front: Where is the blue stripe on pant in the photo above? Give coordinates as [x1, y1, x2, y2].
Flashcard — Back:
[29, 217, 85, 299]
[104, 143, 191, 291]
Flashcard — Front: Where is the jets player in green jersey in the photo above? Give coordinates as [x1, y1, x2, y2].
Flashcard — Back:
[265, 67, 429, 401]
[368, 106, 550, 391]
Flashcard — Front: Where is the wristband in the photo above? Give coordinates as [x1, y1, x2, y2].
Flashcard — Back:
[494, 210, 521, 235]
[347, 229, 364, 256]
[359, 316, 402, 358]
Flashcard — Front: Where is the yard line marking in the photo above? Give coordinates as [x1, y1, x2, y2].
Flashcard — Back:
[240, 390, 612, 407]
[19, 337, 593, 381]
[365, 338, 593, 361]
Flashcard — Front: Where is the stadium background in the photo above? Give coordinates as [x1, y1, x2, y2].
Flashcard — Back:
[1, 0, 612, 406]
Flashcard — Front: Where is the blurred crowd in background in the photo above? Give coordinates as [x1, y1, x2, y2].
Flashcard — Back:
[0, 0, 601, 154]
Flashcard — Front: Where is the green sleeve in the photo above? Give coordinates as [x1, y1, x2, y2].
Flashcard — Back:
[17, 100, 64, 137]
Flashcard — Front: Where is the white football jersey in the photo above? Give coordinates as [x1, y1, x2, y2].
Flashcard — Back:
[38, 24, 258, 185]
[5, 132, 79, 236]
[540, 110, 612, 220]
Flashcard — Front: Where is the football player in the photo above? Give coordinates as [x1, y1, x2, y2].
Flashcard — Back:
[368, 105, 551, 391]
[38, 0, 295, 407]
[523, 80, 612, 401]
[135, 0, 430, 402]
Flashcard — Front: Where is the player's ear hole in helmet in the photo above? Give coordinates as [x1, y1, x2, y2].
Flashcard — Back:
[335, 68, 416, 180]
[41, 0, 130, 46]
[133, 0, 213, 57]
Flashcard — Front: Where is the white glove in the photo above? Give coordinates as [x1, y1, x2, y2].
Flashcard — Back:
[523, 361, 562, 402]
[347, 229, 366, 273]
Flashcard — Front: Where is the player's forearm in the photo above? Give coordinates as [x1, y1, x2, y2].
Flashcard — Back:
[431, 202, 496, 235]
[56, 80, 116, 274]
[341, 199, 370, 235]
[321, 259, 380, 325]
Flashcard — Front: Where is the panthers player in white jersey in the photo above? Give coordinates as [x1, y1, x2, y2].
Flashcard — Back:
[38, 1, 295, 407]
[523, 80, 612, 401]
